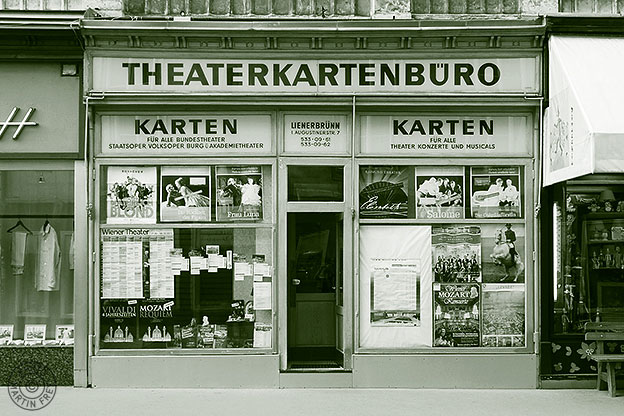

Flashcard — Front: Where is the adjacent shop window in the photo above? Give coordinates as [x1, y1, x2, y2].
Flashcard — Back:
[358, 165, 527, 349]
[553, 182, 624, 335]
[99, 166, 273, 350]
[0, 169, 75, 346]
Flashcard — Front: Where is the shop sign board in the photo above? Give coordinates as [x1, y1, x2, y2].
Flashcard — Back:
[0, 62, 80, 157]
[92, 57, 539, 95]
[283, 115, 349, 154]
[359, 115, 532, 157]
[101, 115, 273, 155]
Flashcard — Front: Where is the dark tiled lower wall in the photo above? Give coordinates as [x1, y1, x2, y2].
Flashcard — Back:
[0, 347, 73, 386]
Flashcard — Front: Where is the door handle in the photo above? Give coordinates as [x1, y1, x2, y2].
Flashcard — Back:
[292, 279, 301, 286]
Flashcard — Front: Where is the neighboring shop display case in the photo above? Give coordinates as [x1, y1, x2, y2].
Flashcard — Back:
[543, 178, 624, 378]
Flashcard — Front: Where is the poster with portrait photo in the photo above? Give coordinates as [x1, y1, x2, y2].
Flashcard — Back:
[359, 166, 410, 218]
[216, 166, 263, 221]
[432, 225, 481, 283]
[55, 325, 75, 345]
[0, 325, 13, 345]
[470, 166, 522, 218]
[433, 283, 480, 347]
[107, 166, 157, 224]
[24, 324, 46, 343]
[481, 223, 525, 284]
[160, 167, 211, 222]
[415, 166, 464, 220]
[481, 283, 525, 347]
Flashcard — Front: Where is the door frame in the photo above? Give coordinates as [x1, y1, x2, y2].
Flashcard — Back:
[278, 157, 353, 371]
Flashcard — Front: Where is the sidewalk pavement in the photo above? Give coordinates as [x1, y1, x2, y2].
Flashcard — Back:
[0, 387, 622, 416]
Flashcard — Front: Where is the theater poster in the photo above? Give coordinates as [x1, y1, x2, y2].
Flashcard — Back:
[107, 167, 157, 224]
[359, 166, 410, 219]
[215, 166, 263, 221]
[415, 166, 465, 220]
[470, 166, 522, 218]
[433, 283, 480, 347]
[160, 167, 211, 222]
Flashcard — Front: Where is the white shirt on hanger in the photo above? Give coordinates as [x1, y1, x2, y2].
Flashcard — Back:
[37, 223, 61, 291]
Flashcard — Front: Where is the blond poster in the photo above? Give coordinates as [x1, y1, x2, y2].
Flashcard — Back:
[106, 166, 157, 224]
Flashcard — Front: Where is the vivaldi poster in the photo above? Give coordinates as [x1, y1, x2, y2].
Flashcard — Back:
[481, 284, 525, 347]
[433, 283, 480, 347]
[216, 166, 263, 221]
[359, 166, 410, 219]
[415, 166, 465, 219]
[432, 225, 482, 283]
[160, 167, 211, 222]
[370, 259, 420, 326]
[470, 166, 522, 218]
[107, 167, 157, 224]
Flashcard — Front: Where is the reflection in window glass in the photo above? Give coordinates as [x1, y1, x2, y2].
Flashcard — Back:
[0, 169, 74, 345]
[288, 166, 343, 202]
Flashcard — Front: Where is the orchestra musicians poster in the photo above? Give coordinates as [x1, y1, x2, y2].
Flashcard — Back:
[415, 167, 465, 220]
[216, 166, 263, 221]
[359, 166, 410, 218]
[107, 167, 157, 224]
[470, 166, 522, 218]
[160, 167, 211, 222]
[432, 225, 482, 283]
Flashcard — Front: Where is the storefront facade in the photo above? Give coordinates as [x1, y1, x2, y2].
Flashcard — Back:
[0, 14, 85, 387]
[82, 19, 545, 388]
[540, 23, 624, 386]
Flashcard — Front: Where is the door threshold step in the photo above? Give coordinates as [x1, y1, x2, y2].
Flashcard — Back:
[283, 368, 350, 373]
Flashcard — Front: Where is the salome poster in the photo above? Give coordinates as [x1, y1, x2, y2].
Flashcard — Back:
[359, 225, 432, 348]
[370, 259, 420, 326]
[415, 166, 465, 220]
[160, 167, 211, 222]
[359, 166, 410, 218]
[107, 167, 157, 224]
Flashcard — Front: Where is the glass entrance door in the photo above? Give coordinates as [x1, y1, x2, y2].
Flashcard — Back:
[278, 162, 352, 371]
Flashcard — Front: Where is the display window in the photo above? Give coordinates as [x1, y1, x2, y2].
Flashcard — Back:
[551, 180, 624, 335]
[0, 167, 75, 346]
[358, 164, 528, 350]
[97, 164, 274, 351]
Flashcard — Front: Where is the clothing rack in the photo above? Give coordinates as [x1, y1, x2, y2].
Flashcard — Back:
[0, 215, 74, 218]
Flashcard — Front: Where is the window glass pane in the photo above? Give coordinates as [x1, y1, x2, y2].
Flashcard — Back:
[99, 227, 273, 350]
[288, 166, 343, 202]
[0, 169, 74, 345]
[555, 183, 624, 335]
[359, 222, 527, 349]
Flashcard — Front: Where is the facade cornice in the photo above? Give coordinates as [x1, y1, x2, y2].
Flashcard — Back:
[80, 17, 545, 52]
